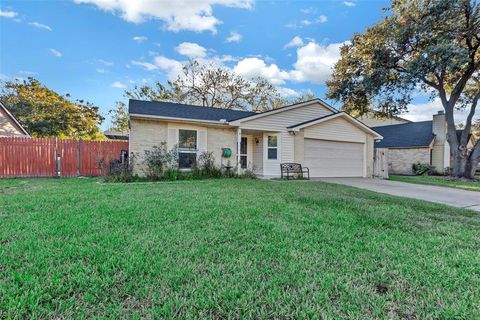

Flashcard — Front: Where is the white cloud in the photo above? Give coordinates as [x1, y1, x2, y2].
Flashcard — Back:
[176, 42, 207, 58]
[233, 57, 290, 85]
[96, 68, 106, 73]
[111, 81, 126, 89]
[289, 41, 346, 84]
[317, 15, 328, 23]
[284, 36, 304, 49]
[98, 59, 114, 66]
[286, 14, 328, 29]
[49, 48, 62, 57]
[300, 19, 312, 26]
[226, 31, 242, 43]
[19, 70, 38, 75]
[74, 0, 253, 33]
[403, 98, 479, 124]
[131, 56, 183, 80]
[0, 9, 17, 18]
[277, 87, 299, 97]
[153, 56, 184, 79]
[29, 22, 52, 31]
[133, 36, 148, 43]
[300, 7, 317, 14]
[131, 60, 159, 71]
[344, 1, 356, 7]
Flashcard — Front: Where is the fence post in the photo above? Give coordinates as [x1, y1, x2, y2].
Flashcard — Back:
[77, 139, 81, 176]
[54, 138, 60, 178]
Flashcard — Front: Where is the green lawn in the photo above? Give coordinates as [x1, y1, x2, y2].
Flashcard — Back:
[1, 178, 479, 318]
[390, 175, 480, 192]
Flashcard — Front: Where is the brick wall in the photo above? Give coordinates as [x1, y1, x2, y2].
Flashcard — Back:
[387, 147, 431, 175]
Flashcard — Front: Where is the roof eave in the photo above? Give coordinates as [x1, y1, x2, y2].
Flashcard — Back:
[0, 101, 30, 136]
[288, 112, 383, 140]
[230, 99, 338, 124]
[129, 113, 236, 126]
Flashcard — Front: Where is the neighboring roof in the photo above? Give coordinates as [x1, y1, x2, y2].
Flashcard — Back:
[0, 101, 30, 136]
[373, 121, 434, 148]
[288, 112, 383, 139]
[129, 100, 256, 122]
[104, 130, 129, 140]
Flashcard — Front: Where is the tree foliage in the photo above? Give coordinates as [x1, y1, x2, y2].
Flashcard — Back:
[168, 60, 286, 112]
[1, 78, 104, 140]
[327, 0, 480, 178]
[108, 101, 129, 133]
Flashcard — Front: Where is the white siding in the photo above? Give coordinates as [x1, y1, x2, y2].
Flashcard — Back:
[304, 117, 367, 143]
[239, 102, 334, 131]
[0, 107, 27, 137]
[239, 101, 335, 177]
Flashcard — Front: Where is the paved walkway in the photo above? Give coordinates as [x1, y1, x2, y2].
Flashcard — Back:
[318, 178, 480, 211]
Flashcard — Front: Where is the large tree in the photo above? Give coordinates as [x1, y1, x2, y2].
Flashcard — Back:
[169, 60, 286, 111]
[1, 78, 104, 140]
[327, 0, 480, 179]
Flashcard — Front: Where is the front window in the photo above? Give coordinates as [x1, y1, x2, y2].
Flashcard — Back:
[240, 137, 247, 169]
[178, 129, 197, 169]
[267, 135, 277, 160]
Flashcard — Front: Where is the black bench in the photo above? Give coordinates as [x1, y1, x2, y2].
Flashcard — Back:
[280, 163, 310, 180]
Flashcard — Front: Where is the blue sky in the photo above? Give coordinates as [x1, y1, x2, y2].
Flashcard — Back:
[2, 0, 464, 129]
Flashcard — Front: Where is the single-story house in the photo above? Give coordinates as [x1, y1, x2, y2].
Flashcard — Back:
[371, 111, 475, 175]
[128, 99, 383, 178]
[0, 101, 29, 137]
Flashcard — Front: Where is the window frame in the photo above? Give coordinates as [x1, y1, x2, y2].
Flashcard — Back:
[267, 135, 278, 160]
[178, 129, 198, 169]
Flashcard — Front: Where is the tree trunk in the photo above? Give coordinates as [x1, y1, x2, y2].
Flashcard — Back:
[451, 148, 469, 177]
[450, 140, 480, 179]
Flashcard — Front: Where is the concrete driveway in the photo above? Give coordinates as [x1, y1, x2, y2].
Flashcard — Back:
[318, 178, 480, 212]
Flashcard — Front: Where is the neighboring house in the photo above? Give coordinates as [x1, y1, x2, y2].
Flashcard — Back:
[357, 111, 411, 127]
[0, 101, 29, 137]
[128, 99, 382, 178]
[372, 111, 475, 175]
[104, 130, 129, 140]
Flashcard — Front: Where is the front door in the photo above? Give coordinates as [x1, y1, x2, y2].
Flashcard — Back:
[240, 137, 248, 169]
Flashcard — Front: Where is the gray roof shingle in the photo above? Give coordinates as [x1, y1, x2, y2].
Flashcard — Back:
[374, 121, 435, 148]
[129, 99, 257, 122]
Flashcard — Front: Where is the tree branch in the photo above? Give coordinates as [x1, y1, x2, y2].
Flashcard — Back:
[461, 92, 480, 145]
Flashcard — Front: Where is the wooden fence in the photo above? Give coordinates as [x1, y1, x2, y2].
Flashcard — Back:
[373, 148, 389, 179]
[0, 137, 128, 177]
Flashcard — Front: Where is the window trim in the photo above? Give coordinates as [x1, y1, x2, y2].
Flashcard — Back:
[178, 128, 198, 169]
[266, 134, 278, 161]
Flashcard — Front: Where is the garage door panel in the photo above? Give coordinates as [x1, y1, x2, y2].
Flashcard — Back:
[304, 139, 364, 177]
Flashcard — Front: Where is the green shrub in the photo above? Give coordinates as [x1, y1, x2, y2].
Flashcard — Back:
[412, 162, 435, 175]
[237, 168, 257, 179]
[143, 143, 178, 180]
[101, 153, 137, 183]
[198, 151, 224, 178]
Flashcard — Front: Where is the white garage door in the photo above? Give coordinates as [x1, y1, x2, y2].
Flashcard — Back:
[304, 139, 364, 177]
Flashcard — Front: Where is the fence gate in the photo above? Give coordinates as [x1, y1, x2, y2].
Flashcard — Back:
[373, 148, 389, 179]
[0, 137, 128, 177]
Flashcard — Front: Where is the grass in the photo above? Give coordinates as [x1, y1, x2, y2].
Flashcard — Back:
[390, 174, 480, 192]
[1, 178, 479, 318]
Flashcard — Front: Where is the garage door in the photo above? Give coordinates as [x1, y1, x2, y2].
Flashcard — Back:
[304, 139, 364, 177]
